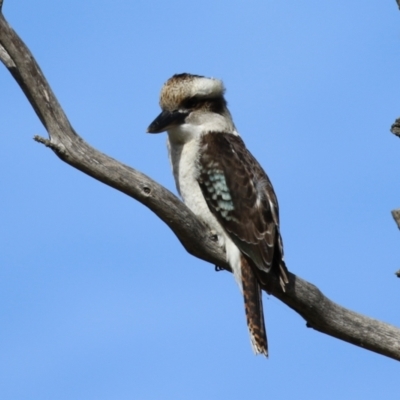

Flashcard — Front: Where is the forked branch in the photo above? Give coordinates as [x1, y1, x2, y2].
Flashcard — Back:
[1, 8, 399, 361]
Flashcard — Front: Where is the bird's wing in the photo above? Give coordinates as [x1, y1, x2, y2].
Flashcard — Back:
[198, 131, 287, 281]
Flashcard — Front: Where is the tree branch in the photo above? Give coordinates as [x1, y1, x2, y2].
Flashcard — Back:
[392, 209, 400, 230]
[391, 117, 400, 139]
[1, 9, 400, 361]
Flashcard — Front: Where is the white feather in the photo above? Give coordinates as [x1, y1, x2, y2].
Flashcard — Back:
[167, 123, 243, 291]
[190, 77, 224, 98]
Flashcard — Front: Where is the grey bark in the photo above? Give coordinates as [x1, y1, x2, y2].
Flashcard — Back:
[1, 7, 400, 361]
[392, 118, 400, 139]
[392, 209, 400, 231]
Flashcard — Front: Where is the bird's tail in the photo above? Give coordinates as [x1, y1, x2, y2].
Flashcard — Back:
[240, 255, 268, 357]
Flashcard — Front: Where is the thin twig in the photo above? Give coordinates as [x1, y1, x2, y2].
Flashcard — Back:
[391, 117, 400, 138]
[392, 209, 400, 230]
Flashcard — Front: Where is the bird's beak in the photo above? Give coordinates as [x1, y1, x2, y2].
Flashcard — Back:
[147, 110, 188, 133]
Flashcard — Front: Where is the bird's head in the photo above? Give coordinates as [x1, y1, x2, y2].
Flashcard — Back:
[147, 73, 235, 138]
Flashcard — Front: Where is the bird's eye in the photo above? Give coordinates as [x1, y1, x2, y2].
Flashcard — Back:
[183, 97, 199, 109]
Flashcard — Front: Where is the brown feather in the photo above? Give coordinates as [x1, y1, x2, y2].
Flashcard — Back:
[198, 131, 288, 286]
[241, 255, 268, 356]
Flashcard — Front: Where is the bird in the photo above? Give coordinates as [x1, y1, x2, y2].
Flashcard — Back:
[147, 73, 288, 357]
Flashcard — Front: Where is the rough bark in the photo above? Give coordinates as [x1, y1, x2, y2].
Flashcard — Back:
[393, 209, 400, 278]
[1, 7, 400, 362]
[392, 209, 400, 231]
[391, 118, 400, 139]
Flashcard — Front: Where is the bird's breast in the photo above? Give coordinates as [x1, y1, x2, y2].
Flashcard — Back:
[167, 135, 223, 234]
[167, 134, 243, 289]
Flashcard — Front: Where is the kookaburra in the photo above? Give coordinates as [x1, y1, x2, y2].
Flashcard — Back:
[147, 73, 288, 357]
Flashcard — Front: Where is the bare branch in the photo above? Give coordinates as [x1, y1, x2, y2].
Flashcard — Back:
[392, 209, 400, 230]
[0, 43, 14, 67]
[393, 208, 400, 275]
[0, 12, 222, 267]
[391, 117, 400, 138]
[1, 11, 400, 361]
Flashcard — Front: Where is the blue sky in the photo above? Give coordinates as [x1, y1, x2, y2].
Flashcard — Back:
[1, 1, 400, 399]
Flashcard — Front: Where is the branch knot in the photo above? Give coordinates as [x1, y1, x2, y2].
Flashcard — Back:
[34, 135, 66, 155]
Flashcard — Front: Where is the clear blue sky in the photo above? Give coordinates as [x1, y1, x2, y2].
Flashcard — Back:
[1, 1, 400, 399]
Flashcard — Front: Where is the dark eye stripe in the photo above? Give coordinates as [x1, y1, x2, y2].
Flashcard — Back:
[182, 97, 227, 115]
[183, 97, 200, 109]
